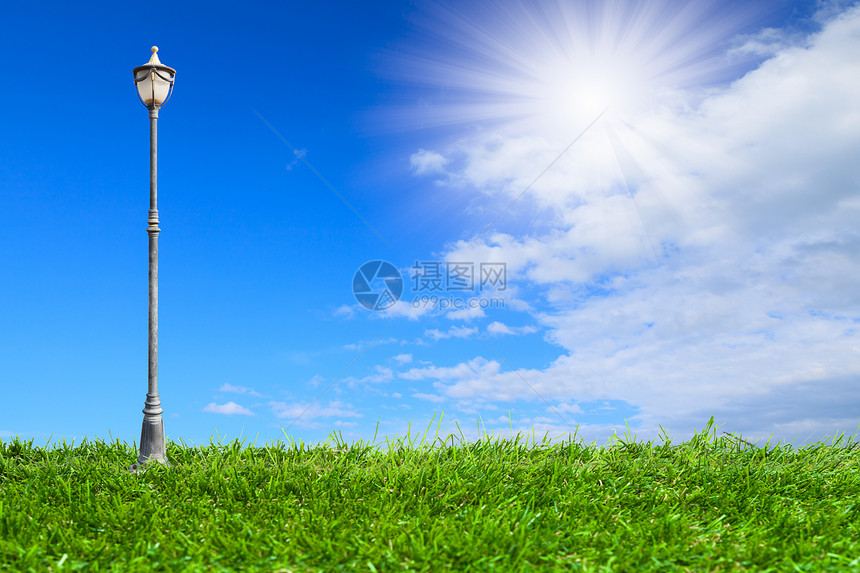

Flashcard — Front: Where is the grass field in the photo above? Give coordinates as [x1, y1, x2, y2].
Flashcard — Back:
[1, 415, 858, 572]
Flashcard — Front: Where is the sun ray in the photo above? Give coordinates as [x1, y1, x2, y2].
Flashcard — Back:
[371, 0, 802, 250]
[376, 0, 777, 138]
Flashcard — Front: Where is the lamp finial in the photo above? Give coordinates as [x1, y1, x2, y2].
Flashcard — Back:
[147, 46, 162, 66]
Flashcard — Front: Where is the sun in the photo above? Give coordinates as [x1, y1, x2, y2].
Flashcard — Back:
[540, 56, 646, 126]
[376, 0, 776, 241]
[387, 0, 767, 139]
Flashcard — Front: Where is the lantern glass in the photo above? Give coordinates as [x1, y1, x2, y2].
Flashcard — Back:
[135, 68, 174, 107]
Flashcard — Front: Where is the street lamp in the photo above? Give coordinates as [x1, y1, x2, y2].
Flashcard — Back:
[130, 46, 175, 473]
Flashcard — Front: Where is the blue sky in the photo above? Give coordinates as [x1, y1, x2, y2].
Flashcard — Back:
[3, 0, 859, 453]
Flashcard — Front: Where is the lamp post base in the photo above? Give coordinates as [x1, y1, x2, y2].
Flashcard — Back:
[130, 411, 170, 474]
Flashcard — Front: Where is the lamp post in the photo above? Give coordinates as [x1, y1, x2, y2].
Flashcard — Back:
[130, 47, 175, 473]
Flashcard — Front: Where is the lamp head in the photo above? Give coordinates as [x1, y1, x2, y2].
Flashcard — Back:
[133, 46, 176, 108]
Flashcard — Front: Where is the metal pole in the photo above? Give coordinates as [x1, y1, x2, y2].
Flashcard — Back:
[132, 105, 169, 471]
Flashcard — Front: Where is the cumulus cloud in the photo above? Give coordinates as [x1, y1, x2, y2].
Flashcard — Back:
[410, 148, 448, 174]
[345, 365, 395, 387]
[376, 300, 435, 320]
[203, 402, 255, 416]
[218, 383, 263, 397]
[486, 321, 538, 336]
[333, 304, 355, 319]
[344, 337, 402, 351]
[726, 27, 800, 60]
[555, 402, 585, 415]
[445, 306, 486, 321]
[425, 325, 478, 341]
[393, 353, 413, 364]
[268, 400, 362, 429]
[407, 4, 860, 447]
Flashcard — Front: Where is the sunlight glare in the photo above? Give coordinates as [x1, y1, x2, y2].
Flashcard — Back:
[388, 0, 766, 138]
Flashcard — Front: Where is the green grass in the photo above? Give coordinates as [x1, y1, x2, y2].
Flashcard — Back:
[1, 415, 859, 572]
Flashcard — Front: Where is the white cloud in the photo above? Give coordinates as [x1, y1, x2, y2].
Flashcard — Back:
[486, 321, 514, 336]
[218, 383, 263, 397]
[345, 365, 394, 387]
[370, 293, 514, 323]
[554, 402, 585, 415]
[405, 4, 860, 447]
[486, 321, 538, 337]
[425, 325, 478, 341]
[268, 400, 362, 429]
[452, 399, 502, 415]
[203, 402, 255, 416]
[333, 304, 355, 319]
[445, 306, 486, 321]
[726, 27, 800, 60]
[393, 353, 413, 364]
[377, 300, 435, 320]
[400, 356, 511, 387]
[344, 337, 401, 351]
[410, 148, 448, 175]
